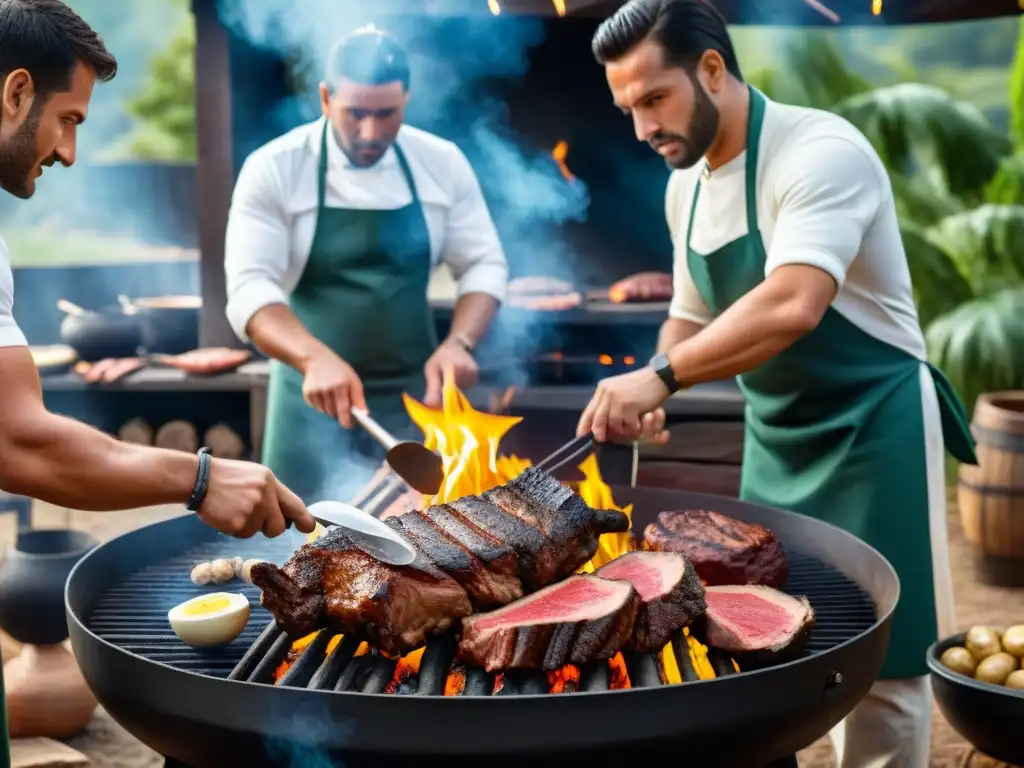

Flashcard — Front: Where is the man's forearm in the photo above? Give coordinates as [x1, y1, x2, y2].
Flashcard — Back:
[446, 292, 499, 347]
[0, 412, 197, 511]
[656, 318, 705, 355]
[665, 270, 830, 387]
[246, 304, 328, 372]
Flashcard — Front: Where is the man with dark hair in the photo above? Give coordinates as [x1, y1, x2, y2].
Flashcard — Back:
[0, 0, 316, 760]
[578, 1, 977, 765]
[225, 25, 508, 502]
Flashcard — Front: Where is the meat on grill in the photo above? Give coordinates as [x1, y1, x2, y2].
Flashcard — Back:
[457, 575, 640, 672]
[253, 468, 630, 654]
[448, 469, 628, 591]
[385, 509, 522, 609]
[702, 585, 815, 662]
[249, 527, 472, 656]
[607, 271, 674, 303]
[596, 551, 706, 653]
[643, 509, 788, 588]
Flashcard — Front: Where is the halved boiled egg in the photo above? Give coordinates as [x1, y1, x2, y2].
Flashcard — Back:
[168, 592, 250, 648]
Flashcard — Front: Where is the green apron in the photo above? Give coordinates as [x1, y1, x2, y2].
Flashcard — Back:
[684, 86, 978, 679]
[0, 663, 7, 768]
[262, 121, 437, 503]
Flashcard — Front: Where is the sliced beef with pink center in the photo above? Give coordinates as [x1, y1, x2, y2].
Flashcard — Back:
[596, 551, 706, 653]
[457, 575, 640, 672]
[703, 585, 815, 663]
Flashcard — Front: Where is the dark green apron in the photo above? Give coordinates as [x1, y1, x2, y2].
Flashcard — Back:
[262, 122, 437, 503]
[684, 86, 977, 679]
[0, 663, 7, 768]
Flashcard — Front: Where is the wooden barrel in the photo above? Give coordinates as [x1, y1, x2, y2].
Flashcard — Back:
[958, 391, 1024, 586]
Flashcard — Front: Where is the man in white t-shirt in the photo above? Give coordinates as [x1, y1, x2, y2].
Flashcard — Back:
[0, 2, 315, 537]
[577, 1, 978, 766]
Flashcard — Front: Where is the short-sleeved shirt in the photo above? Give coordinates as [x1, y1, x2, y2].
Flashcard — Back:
[666, 95, 927, 361]
[0, 238, 27, 349]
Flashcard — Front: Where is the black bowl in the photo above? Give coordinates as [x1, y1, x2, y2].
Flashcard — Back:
[927, 632, 1024, 765]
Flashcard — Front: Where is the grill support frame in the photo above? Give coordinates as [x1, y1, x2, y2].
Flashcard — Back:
[66, 487, 898, 768]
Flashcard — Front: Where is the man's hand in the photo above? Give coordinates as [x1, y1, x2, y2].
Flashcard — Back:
[198, 458, 316, 538]
[576, 367, 670, 443]
[301, 349, 367, 428]
[424, 340, 479, 407]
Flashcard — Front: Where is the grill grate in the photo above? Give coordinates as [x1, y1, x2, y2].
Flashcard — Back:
[86, 534, 877, 690]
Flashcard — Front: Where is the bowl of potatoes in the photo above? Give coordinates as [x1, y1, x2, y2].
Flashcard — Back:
[927, 625, 1024, 765]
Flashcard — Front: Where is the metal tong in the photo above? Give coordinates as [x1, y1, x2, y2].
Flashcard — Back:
[535, 434, 597, 474]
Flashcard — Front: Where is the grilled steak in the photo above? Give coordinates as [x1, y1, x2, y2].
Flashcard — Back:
[643, 509, 788, 588]
[447, 472, 628, 590]
[457, 575, 640, 672]
[250, 527, 471, 655]
[596, 551, 706, 653]
[385, 511, 523, 609]
[702, 585, 814, 663]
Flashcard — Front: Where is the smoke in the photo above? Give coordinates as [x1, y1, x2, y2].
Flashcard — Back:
[262, 700, 355, 768]
[219, 0, 590, 281]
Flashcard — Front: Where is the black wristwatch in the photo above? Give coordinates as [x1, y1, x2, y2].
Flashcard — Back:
[446, 332, 476, 355]
[649, 353, 680, 395]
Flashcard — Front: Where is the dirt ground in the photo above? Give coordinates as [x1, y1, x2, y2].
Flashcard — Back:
[0, 492, 1020, 768]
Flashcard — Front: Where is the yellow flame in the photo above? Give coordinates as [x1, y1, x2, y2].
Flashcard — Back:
[404, 375, 526, 506]
[552, 0, 566, 15]
[488, 0, 500, 15]
[871, 0, 881, 14]
[576, 454, 634, 572]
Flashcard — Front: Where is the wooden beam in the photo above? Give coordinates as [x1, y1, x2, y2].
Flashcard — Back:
[193, 0, 237, 348]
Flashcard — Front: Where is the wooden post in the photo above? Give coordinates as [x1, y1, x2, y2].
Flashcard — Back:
[192, 0, 238, 349]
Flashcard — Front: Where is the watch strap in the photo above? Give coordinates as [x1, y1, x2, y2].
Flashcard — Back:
[649, 353, 679, 395]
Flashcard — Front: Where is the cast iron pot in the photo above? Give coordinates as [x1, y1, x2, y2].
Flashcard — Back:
[60, 306, 143, 361]
[0, 529, 98, 646]
[129, 295, 200, 355]
[928, 632, 1024, 765]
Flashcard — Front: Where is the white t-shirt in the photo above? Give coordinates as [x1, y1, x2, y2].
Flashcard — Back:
[0, 238, 27, 348]
[224, 118, 509, 342]
[666, 94, 927, 361]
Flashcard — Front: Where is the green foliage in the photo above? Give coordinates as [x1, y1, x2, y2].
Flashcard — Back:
[834, 84, 1011, 199]
[116, 14, 196, 161]
[926, 289, 1024, 413]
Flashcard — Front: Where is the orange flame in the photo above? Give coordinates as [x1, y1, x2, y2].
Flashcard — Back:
[552, 141, 575, 183]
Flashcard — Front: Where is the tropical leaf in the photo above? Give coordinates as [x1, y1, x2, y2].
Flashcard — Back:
[746, 34, 872, 111]
[889, 172, 965, 226]
[984, 150, 1024, 205]
[926, 288, 1024, 414]
[925, 204, 1024, 294]
[833, 83, 1011, 200]
[899, 222, 974, 327]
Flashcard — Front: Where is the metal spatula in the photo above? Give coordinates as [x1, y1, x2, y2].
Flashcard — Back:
[308, 500, 417, 566]
[351, 407, 444, 495]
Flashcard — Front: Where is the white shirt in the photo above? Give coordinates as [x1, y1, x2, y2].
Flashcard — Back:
[0, 238, 27, 348]
[224, 118, 509, 342]
[666, 95, 926, 361]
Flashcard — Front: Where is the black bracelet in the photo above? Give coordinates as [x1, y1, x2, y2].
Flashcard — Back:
[186, 447, 212, 512]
